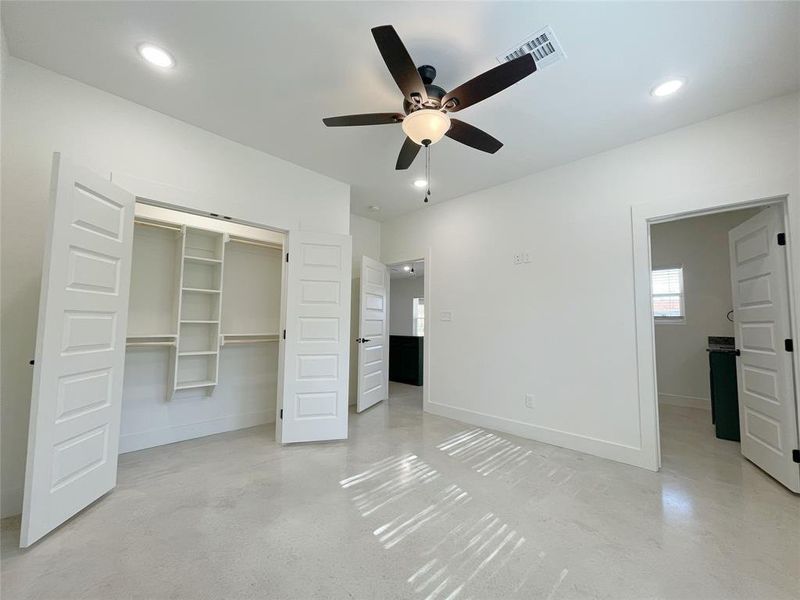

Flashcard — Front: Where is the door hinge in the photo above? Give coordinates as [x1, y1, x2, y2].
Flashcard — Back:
[734, 349, 741, 357]
[280, 409, 283, 420]
[786, 339, 794, 352]
[286, 252, 289, 262]
[792, 449, 800, 463]
[777, 233, 786, 246]
[283, 329, 286, 340]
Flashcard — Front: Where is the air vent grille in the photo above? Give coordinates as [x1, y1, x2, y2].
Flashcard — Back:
[497, 26, 565, 68]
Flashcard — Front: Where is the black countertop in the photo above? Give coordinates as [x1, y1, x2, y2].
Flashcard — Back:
[707, 335, 736, 353]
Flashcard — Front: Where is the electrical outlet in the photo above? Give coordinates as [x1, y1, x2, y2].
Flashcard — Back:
[525, 394, 535, 409]
[523, 252, 531, 263]
[440, 311, 453, 322]
[513, 253, 522, 265]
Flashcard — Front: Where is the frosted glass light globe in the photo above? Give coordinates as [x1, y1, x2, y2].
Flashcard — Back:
[401, 109, 451, 145]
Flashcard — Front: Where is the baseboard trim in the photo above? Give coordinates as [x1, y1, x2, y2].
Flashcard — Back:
[658, 393, 711, 411]
[119, 411, 273, 454]
[425, 401, 651, 470]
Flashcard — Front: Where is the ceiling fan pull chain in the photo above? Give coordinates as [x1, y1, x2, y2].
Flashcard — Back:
[424, 144, 431, 203]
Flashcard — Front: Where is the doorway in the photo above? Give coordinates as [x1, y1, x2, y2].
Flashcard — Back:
[352, 257, 426, 414]
[636, 197, 800, 492]
[650, 207, 759, 480]
[387, 259, 425, 389]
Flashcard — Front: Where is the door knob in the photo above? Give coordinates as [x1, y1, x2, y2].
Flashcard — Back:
[356, 338, 372, 343]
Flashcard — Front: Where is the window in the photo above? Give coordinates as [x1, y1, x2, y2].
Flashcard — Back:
[651, 267, 685, 321]
[413, 297, 425, 336]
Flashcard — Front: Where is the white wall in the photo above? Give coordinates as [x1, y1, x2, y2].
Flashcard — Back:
[651, 209, 759, 410]
[0, 58, 350, 517]
[381, 93, 800, 469]
[348, 214, 381, 404]
[390, 276, 425, 336]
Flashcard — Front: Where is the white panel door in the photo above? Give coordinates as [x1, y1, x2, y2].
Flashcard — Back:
[21, 154, 135, 546]
[279, 231, 352, 443]
[357, 257, 390, 412]
[729, 206, 800, 492]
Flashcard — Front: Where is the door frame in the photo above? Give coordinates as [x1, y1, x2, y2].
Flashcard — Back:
[632, 185, 800, 471]
[384, 250, 431, 411]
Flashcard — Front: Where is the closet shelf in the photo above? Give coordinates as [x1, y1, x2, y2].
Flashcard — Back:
[126, 334, 177, 347]
[182, 287, 221, 294]
[175, 379, 217, 391]
[184, 255, 222, 265]
[180, 319, 219, 324]
[178, 350, 218, 356]
[127, 341, 176, 348]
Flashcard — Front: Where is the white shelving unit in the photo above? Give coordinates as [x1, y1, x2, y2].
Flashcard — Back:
[121, 206, 286, 454]
[173, 226, 227, 395]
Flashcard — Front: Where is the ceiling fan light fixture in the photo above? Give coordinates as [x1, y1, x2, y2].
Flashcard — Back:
[413, 179, 428, 188]
[401, 109, 451, 145]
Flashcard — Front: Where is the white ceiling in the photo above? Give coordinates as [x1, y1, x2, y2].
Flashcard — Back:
[3, 2, 798, 221]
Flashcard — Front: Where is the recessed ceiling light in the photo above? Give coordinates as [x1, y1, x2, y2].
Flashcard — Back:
[368, 205, 380, 211]
[413, 179, 428, 188]
[650, 78, 685, 98]
[138, 43, 175, 68]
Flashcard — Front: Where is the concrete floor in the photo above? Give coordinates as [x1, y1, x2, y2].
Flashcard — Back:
[1, 383, 798, 599]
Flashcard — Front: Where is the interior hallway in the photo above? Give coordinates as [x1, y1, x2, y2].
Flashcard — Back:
[2, 384, 798, 600]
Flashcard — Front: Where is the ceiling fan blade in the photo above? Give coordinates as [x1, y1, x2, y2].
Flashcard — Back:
[371, 25, 428, 104]
[323, 113, 404, 127]
[442, 54, 536, 113]
[395, 137, 421, 170]
[445, 119, 503, 154]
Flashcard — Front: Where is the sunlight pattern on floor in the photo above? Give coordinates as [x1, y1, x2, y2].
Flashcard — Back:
[437, 429, 533, 479]
[373, 484, 471, 549]
[339, 454, 440, 516]
[340, 453, 543, 599]
[406, 511, 527, 600]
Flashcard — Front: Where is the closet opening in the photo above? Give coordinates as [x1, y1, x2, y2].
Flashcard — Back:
[121, 201, 286, 453]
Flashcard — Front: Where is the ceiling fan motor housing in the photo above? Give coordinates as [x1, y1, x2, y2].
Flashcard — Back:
[403, 65, 447, 113]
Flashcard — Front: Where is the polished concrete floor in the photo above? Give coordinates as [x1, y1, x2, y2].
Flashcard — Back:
[2, 384, 798, 599]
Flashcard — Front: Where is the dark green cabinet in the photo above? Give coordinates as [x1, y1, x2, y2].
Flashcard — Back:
[708, 350, 741, 441]
[389, 335, 423, 386]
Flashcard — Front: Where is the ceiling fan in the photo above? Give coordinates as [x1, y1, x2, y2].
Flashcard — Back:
[323, 25, 537, 170]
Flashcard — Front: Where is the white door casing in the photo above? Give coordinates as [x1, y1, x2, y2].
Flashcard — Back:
[357, 257, 390, 412]
[279, 231, 352, 443]
[21, 154, 136, 547]
[729, 206, 800, 492]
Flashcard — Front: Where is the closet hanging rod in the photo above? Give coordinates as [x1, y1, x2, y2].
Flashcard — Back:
[126, 341, 176, 347]
[228, 236, 282, 249]
[134, 219, 182, 232]
[222, 338, 278, 345]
